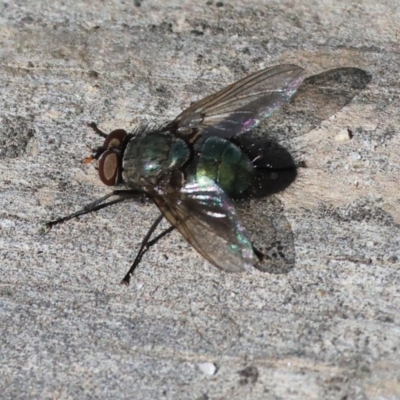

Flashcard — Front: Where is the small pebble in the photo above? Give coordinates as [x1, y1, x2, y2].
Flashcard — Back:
[334, 128, 353, 142]
[198, 362, 217, 375]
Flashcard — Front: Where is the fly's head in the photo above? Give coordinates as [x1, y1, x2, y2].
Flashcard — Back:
[83, 129, 131, 186]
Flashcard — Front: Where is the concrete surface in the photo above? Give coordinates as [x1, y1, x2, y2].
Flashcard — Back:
[1, 1, 399, 399]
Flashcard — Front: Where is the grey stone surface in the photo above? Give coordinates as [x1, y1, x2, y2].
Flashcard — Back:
[1, 1, 399, 399]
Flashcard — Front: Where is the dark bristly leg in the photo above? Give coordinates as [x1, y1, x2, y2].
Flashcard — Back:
[88, 122, 108, 138]
[121, 216, 175, 286]
[253, 245, 264, 261]
[47, 186, 175, 286]
[121, 214, 163, 285]
[144, 225, 175, 250]
[46, 197, 125, 228]
[46, 190, 141, 229]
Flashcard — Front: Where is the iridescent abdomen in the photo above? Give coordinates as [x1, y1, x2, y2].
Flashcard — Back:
[122, 131, 190, 188]
[189, 137, 254, 197]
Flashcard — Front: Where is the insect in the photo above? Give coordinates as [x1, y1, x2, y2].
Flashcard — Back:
[47, 64, 371, 285]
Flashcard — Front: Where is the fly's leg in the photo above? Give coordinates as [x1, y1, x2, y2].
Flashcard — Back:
[87, 122, 108, 138]
[47, 188, 175, 286]
[252, 245, 264, 262]
[46, 190, 141, 229]
[121, 215, 175, 286]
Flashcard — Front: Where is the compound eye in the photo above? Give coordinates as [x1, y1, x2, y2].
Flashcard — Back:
[103, 129, 127, 149]
[98, 149, 121, 186]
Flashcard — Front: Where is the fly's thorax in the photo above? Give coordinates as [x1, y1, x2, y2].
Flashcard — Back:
[122, 131, 190, 188]
[189, 136, 254, 197]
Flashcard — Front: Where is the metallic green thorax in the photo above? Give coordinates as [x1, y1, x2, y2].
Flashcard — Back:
[188, 137, 254, 197]
[122, 132, 190, 188]
[122, 132, 254, 196]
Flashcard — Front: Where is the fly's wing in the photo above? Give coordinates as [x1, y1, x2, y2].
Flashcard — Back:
[231, 67, 371, 171]
[165, 64, 306, 139]
[252, 67, 372, 144]
[236, 196, 295, 274]
[148, 176, 256, 272]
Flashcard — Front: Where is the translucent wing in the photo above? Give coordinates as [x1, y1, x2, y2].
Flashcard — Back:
[147, 176, 256, 272]
[253, 67, 372, 144]
[224, 67, 372, 173]
[166, 64, 306, 139]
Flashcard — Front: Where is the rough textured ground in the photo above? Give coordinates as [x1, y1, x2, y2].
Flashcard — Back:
[1, 1, 399, 399]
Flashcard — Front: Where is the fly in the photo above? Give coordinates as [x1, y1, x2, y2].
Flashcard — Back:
[46, 64, 371, 285]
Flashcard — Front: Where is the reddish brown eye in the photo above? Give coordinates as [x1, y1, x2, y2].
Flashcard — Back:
[103, 129, 127, 149]
[98, 150, 120, 186]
